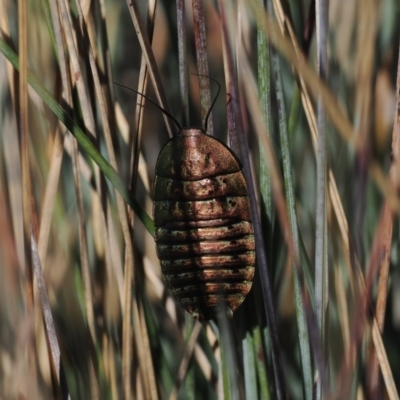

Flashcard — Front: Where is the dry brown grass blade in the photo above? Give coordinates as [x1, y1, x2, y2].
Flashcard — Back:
[129, 0, 156, 191]
[372, 320, 400, 400]
[195, 341, 216, 382]
[123, 294, 157, 400]
[138, 300, 159, 400]
[122, 249, 134, 399]
[37, 126, 64, 269]
[0, 0, 24, 270]
[125, 0, 176, 137]
[367, 39, 400, 399]
[354, 0, 378, 148]
[0, 116, 26, 398]
[115, 103, 151, 193]
[220, 3, 239, 156]
[129, 60, 149, 189]
[192, 0, 213, 135]
[31, 232, 70, 398]
[48, 0, 69, 92]
[352, 13, 380, 389]
[334, 267, 351, 367]
[98, 0, 117, 138]
[0, 131, 32, 397]
[367, 202, 395, 397]
[18, 0, 37, 396]
[328, 171, 354, 292]
[104, 205, 125, 304]
[169, 321, 202, 400]
[36, 125, 71, 399]
[176, 0, 189, 126]
[143, 255, 179, 322]
[102, 334, 118, 400]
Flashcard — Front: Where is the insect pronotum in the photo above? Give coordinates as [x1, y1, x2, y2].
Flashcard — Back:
[116, 79, 255, 320]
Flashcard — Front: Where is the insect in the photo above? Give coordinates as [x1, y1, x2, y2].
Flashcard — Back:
[116, 80, 255, 320]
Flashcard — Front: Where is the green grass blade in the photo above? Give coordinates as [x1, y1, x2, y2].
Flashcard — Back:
[315, 1, 329, 397]
[0, 37, 155, 237]
[219, 328, 235, 400]
[254, 326, 271, 400]
[270, 42, 313, 400]
[257, 0, 273, 221]
[243, 331, 258, 399]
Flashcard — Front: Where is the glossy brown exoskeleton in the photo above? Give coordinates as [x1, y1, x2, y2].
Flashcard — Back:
[153, 128, 255, 320]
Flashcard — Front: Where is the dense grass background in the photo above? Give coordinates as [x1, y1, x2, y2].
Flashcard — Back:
[0, 0, 400, 399]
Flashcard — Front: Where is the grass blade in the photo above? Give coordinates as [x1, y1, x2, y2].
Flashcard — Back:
[257, 0, 273, 228]
[125, 0, 176, 137]
[314, 0, 328, 397]
[0, 37, 155, 236]
[192, 0, 213, 134]
[367, 38, 400, 399]
[169, 321, 202, 400]
[18, 0, 37, 394]
[218, 2, 287, 397]
[176, 0, 189, 127]
[31, 231, 70, 399]
[242, 331, 258, 400]
[270, 31, 313, 400]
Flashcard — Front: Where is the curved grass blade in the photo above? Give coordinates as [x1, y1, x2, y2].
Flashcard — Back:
[0, 37, 155, 237]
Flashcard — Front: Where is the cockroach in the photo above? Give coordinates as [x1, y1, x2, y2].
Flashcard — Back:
[116, 79, 255, 320]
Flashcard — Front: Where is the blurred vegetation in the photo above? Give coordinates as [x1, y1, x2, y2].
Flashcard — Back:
[0, 0, 400, 399]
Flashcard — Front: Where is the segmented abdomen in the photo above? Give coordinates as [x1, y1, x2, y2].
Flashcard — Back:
[153, 128, 255, 320]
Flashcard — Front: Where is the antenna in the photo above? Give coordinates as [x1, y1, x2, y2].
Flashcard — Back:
[191, 73, 221, 132]
[114, 82, 182, 130]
